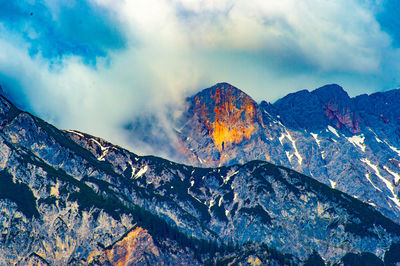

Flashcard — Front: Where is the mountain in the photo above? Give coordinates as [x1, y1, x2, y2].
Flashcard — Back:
[126, 82, 400, 224]
[0, 93, 296, 265]
[1, 91, 400, 264]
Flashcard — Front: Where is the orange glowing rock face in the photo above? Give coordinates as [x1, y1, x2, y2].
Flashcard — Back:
[192, 84, 258, 151]
[105, 227, 160, 266]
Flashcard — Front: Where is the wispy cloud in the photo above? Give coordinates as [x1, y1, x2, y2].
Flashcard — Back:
[0, 0, 399, 154]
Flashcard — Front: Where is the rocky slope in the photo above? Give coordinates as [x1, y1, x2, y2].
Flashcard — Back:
[0, 93, 400, 264]
[128, 82, 400, 224]
[0, 94, 297, 265]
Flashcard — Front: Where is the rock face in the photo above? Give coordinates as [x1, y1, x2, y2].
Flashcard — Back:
[0, 93, 400, 265]
[87, 226, 192, 265]
[177, 83, 266, 166]
[128, 82, 400, 224]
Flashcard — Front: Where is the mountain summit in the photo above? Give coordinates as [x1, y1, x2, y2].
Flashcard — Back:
[177, 83, 267, 166]
[187, 82, 259, 151]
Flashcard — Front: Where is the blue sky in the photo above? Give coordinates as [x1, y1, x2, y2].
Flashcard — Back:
[0, 0, 399, 150]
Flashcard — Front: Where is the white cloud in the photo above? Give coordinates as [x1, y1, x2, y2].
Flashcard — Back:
[0, 0, 399, 155]
[168, 0, 392, 73]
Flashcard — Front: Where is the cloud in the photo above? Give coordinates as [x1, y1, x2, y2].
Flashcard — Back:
[0, 0, 399, 155]
[173, 0, 391, 73]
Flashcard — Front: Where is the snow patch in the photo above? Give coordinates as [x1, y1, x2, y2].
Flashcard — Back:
[128, 161, 135, 178]
[90, 138, 107, 151]
[387, 143, 400, 157]
[329, 179, 336, 189]
[208, 198, 215, 209]
[280, 129, 303, 165]
[218, 196, 223, 207]
[285, 130, 303, 165]
[384, 166, 400, 183]
[285, 151, 293, 161]
[364, 173, 382, 192]
[223, 170, 238, 184]
[368, 128, 382, 143]
[233, 193, 238, 202]
[65, 129, 84, 137]
[134, 165, 148, 178]
[361, 158, 400, 207]
[347, 134, 366, 152]
[90, 138, 109, 161]
[310, 133, 321, 148]
[279, 134, 285, 145]
[328, 126, 340, 138]
[97, 149, 109, 161]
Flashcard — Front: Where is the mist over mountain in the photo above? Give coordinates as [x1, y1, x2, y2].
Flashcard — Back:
[1, 83, 400, 265]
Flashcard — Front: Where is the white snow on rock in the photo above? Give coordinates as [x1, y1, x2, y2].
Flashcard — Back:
[368, 128, 383, 143]
[310, 133, 321, 148]
[347, 134, 366, 152]
[134, 165, 148, 178]
[90, 138, 109, 161]
[364, 173, 382, 192]
[65, 129, 84, 137]
[328, 126, 340, 138]
[361, 158, 400, 207]
[281, 130, 303, 165]
[128, 161, 135, 178]
[223, 170, 238, 184]
[285, 151, 293, 162]
[384, 166, 400, 184]
[329, 179, 336, 189]
[218, 196, 223, 207]
[387, 142, 400, 157]
[279, 133, 285, 145]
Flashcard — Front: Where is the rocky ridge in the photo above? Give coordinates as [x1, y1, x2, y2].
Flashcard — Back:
[128, 82, 400, 224]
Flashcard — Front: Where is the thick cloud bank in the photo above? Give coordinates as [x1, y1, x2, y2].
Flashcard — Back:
[0, 0, 399, 153]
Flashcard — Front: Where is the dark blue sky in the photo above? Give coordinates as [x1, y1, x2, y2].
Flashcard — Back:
[0, 0, 399, 148]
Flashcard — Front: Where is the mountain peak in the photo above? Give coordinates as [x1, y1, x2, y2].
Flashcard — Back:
[186, 83, 259, 152]
[312, 84, 350, 102]
[193, 82, 252, 101]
